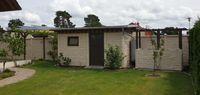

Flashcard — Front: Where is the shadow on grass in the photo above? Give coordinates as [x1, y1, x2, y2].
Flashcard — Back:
[163, 72, 194, 95]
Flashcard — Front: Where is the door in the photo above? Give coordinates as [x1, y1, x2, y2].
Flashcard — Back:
[89, 31, 104, 66]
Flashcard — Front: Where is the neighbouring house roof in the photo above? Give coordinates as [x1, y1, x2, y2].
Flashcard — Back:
[18, 26, 53, 31]
[17, 26, 54, 38]
[0, 0, 22, 12]
[51, 25, 138, 33]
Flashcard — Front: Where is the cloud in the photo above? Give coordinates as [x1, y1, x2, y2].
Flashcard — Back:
[49, 0, 85, 18]
[23, 12, 41, 23]
[0, 12, 41, 27]
[1, 0, 200, 28]
[0, 15, 10, 21]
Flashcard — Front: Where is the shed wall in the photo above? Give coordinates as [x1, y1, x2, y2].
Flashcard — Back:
[58, 33, 89, 66]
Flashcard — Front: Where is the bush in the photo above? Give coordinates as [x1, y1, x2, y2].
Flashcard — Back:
[58, 53, 71, 66]
[0, 69, 15, 79]
[3, 69, 12, 73]
[189, 19, 200, 95]
[104, 45, 124, 69]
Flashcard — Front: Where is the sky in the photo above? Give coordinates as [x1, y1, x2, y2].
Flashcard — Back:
[0, 0, 199, 29]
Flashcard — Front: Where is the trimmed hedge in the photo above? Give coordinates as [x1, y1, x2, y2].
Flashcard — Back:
[189, 20, 200, 95]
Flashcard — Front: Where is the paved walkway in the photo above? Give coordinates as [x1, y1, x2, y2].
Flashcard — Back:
[0, 68, 35, 87]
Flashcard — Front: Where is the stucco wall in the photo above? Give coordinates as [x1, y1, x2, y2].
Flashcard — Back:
[58, 33, 89, 66]
[136, 49, 182, 71]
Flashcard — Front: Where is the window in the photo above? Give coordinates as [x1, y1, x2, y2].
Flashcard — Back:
[68, 36, 79, 46]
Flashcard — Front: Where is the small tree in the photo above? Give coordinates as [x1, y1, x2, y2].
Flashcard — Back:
[0, 30, 24, 67]
[7, 33, 24, 66]
[150, 37, 165, 76]
[0, 49, 8, 72]
[105, 45, 124, 69]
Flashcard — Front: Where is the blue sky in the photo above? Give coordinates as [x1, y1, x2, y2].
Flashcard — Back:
[0, 0, 199, 28]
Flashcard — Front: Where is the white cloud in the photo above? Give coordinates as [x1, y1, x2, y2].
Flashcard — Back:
[23, 12, 41, 23]
[49, 0, 85, 18]
[0, 12, 41, 27]
[0, 15, 10, 21]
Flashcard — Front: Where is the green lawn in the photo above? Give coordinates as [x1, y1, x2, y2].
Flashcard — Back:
[0, 61, 193, 95]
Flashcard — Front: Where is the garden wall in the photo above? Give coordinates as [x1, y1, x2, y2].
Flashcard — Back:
[136, 49, 182, 71]
[140, 35, 189, 66]
[0, 38, 52, 60]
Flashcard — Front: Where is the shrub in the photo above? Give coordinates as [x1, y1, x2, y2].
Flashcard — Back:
[189, 19, 200, 95]
[0, 70, 15, 79]
[104, 45, 124, 69]
[58, 53, 71, 66]
[3, 69, 12, 73]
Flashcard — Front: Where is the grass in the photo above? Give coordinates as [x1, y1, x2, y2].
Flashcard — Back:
[0, 61, 194, 95]
[0, 70, 15, 80]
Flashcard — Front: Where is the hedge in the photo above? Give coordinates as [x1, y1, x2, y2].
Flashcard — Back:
[189, 19, 200, 95]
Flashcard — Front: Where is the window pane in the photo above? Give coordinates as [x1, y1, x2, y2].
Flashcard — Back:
[68, 37, 79, 46]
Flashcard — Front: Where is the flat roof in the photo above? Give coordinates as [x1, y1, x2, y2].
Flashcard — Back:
[51, 25, 187, 33]
[51, 25, 137, 33]
[0, 0, 22, 12]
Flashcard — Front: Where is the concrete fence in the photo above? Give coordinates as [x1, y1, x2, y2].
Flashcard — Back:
[136, 49, 182, 71]
[0, 38, 53, 60]
[135, 35, 189, 71]
[139, 35, 189, 66]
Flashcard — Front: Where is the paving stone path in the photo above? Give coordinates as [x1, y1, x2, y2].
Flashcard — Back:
[0, 68, 35, 87]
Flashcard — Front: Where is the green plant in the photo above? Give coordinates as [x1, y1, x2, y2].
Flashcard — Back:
[7, 33, 24, 66]
[0, 49, 8, 72]
[3, 69, 12, 73]
[48, 33, 58, 63]
[150, 37, 165, 76]
[58, 53, 71, 66]
[189, 19, 200, 95]
[0, 70, 15, 79]
[104, 45, 124, 69]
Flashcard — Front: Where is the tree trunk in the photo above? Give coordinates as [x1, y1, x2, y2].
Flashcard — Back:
[3, 61, 6, 72]
[11, 56, 17, 67]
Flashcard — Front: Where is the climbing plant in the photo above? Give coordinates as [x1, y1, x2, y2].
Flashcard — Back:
[48, 33, 58, 63]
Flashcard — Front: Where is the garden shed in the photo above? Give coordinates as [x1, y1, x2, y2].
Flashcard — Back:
[52, 26, 188, 70]
[52, 26, 137, 68]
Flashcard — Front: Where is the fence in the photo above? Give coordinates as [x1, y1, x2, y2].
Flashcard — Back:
[0, 38, 53, 60]
[135, 35, 189, 71]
